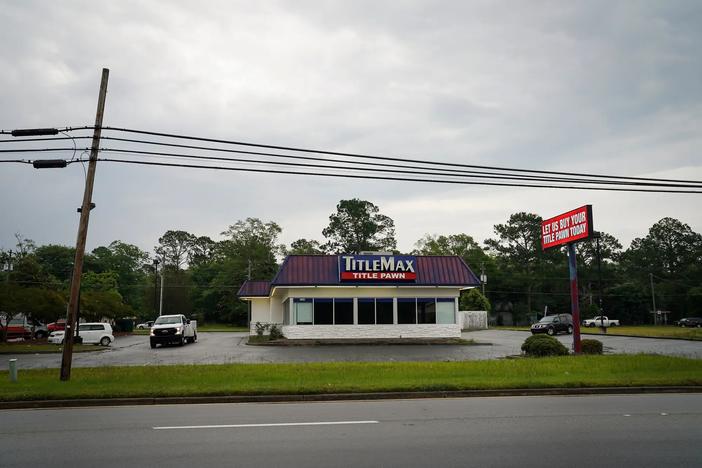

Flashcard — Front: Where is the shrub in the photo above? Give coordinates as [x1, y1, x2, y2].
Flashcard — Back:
[269, 324, 284, 340]
[254, 322, 269, 337]
[581, 339, 603, 355]
[521, 334, 569, 357]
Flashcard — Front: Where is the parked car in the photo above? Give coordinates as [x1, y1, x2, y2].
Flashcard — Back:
[5, 315, 32, 340]
[531, 313, 573, 336]
[3, 314, 48, 339]
[47, 319, 67, 332]
[150, 314, 197, 348]
[48, 323, 114, 346]
[136, 320, 155, 329]
[677, 317, 702, 328]
[582, 316, 620, 327]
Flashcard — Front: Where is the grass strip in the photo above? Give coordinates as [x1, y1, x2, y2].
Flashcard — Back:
[0, 343, 107, 354]
[0, 355, 699, 402]
[495, 326, 702, 341]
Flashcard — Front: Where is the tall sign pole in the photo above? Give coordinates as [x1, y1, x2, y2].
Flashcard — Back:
[567, 243, 582, 354]
[541, 204, 593, 355]
[60, 68, 109, 381]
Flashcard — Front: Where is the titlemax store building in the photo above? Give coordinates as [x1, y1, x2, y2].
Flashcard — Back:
[238, 253, 480, 339]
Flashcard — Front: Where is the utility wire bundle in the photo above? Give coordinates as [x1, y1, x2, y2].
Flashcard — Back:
[2, 125, 701, 193]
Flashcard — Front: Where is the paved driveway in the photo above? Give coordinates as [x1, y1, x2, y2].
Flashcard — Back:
[4, 330, 702, 369]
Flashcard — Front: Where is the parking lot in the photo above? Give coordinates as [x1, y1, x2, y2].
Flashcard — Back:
[4, 330, 702, 369]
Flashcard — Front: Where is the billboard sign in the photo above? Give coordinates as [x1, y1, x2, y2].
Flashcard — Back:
[339, 255, 417, 281]
[541, 205, 593, 250]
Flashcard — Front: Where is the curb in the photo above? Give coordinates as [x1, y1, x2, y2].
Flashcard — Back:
[492, 329, 701, 342]
[2, 386, 701, 410]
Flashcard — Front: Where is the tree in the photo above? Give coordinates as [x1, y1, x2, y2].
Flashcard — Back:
[188, 236, 218, 267]
[460, 288, 491, 311]
[91, 241, 150, 312]
[34, 244, 75, 283]
[322, 199, 396, 253]
[413, 233, 489, 268]
[623, 218, 702, 275]
[577, 232, 622, 267]
[485, 212, 564, 322]
[619, 218, 702, 321]
[288, 238, 325, 255]
[155, 230, 196, 270]
[190, 218, 284, 324]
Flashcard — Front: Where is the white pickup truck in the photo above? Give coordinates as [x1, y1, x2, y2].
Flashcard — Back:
[150, 314, 197, 348]
[583, 316, 620, 327]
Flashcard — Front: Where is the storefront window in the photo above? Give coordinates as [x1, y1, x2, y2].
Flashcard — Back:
[417, 298, 436, 324]
[334, 298, 354, 325]
[314, 298, 333, 325]
[376, 298, 394, 324]
[294, 298, 313, 325]
[397, 298, 416, 324]
[436, 299, 455, 324]
[358, 298, 375, 324]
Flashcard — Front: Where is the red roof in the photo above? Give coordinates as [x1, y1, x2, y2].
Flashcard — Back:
[238, 255, 479, 297]
[237, 281, 271, 297]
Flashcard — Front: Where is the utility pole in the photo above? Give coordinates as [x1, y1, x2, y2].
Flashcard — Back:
[59, 68, 109, 381]
[650, 272, 657, 325]
[479, 262, 487, 296]
[595, 234, 604, 329]
[152, 259, 159, 317]
[159, 255, 165, 316]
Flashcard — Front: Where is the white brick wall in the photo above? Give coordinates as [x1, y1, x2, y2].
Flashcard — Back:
[459, 311, 488, 330]
[282, 324, 461, 339]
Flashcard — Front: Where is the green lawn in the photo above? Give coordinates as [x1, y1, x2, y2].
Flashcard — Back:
[0, 343, 108, 354]
[495, 325, 702, 341]
[0, 355, 699, 402]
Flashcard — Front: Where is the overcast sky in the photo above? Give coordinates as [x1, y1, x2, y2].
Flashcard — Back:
[1, 0, 701, 257]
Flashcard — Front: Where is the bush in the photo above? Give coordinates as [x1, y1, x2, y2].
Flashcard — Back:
[581, 339, 603, 355]
[269, 324, 284, 340]
[521, 334, 569, 357]
[254, 322, 269, 337]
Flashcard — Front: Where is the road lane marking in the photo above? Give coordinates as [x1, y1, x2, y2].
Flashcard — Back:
[153, 420, 379, 430]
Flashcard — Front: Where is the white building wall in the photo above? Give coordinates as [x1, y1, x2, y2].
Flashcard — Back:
[459, 310, 488, 330]
[246, 286, 464, 338]
[250, 298, 272, 334]
[283, 324, 461, 339]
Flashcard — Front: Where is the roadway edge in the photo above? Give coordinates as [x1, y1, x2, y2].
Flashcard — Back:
[2, 386, 701, 409]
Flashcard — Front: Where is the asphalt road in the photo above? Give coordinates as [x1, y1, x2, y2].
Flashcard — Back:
[4, 330, 702, 369]
[1, 394, 700, 467]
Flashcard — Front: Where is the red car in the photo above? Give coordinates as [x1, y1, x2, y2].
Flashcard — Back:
[5, 320, 32, 340]
[47, 320, 67, 332]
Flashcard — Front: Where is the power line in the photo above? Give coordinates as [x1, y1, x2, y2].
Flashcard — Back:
[9, 136, 700, 188]
[102, 126, 702, 185]
[97, 141, 702, 188]
[5, 125, 701, 187]
[0, 147, 88, 153]
[94, 157, 702, 193]
[100, 148, 702, 189]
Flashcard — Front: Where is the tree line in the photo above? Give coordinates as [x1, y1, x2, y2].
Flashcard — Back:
[1, 199, 700, 331]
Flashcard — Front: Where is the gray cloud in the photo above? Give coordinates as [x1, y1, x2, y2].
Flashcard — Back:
[1, 0, 701, 254]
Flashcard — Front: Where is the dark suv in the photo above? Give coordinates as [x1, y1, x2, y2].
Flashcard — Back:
[677, 317, 702, 328]
[530, 314, 574, 336]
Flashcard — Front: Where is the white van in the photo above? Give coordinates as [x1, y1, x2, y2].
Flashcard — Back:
[48, 322, 114, 346]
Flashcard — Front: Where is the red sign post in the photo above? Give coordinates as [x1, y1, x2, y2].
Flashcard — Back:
[541, 205, 594, 354]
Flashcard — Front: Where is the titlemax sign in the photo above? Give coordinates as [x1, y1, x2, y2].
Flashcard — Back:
[339, 255, 417, 281]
